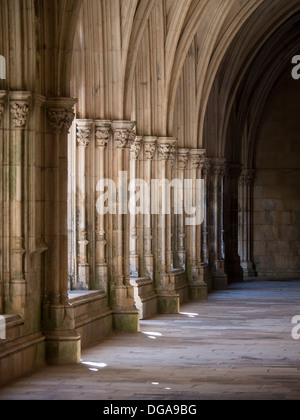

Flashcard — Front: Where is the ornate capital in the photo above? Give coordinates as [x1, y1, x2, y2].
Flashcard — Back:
[76, 120, 93, 147]
[48, 109, 75, 134]
[10, 102, 30, 128]
[9, 91, 31, 129]
[112, 120, 136, 149]
[212, 158, 226, 177]
[202, 158, 211, 176]
[95, 120, 111, 148]
[157, 138, 176, 161]
[46, 97, 77, 134]
[130, 136, 142, 160]
[177, 149, 189, 170]
[144, 137, 157, 160]
[169, 144, 177, 168]
[157, 144, 170, 161]
[239, 169, 255, 186]
[190, 149, 206, 169]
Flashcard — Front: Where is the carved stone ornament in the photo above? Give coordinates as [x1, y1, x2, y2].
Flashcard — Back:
[212, 159, 226, 177]
[177, 151, 189, 170]
[144, 142, 156, 160]
[114, 129, 130, 149]
[158, 144, 171, 161]
[169, 145, 177, 167]
[239, 169, 255, 186]
[76, 127, 91, 147]
[202, 159, 211, 176]
[96, 127, 110, 148]
[10, 102, 30, 128]
[47, 109, 75, 133]
[130, 138, 142, 160]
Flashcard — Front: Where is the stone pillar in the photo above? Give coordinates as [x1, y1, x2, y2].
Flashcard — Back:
[75, 120, 93, 290]
[186, 150, 207, 300]
[155, 137, 179, 314]
[177, 149, 189, 270]
[94, 120, 111, 291]
[201, 158, 211, 289]
[129, 136, 142, 278]
[110, 120, 139, 333]
[238, 168, 256, 278]
[8, 92, 31, 316]
[167, 140, 177, 272]
[142, 137, 157, 279]
[224, 163, 244, 283]
[43, 97, 81, 365]
[210, 158, 228, 290]
[0, 91, 5, 314]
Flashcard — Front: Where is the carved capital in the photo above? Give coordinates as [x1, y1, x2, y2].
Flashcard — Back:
[112, 120, 136, 149]
[157, 138, 176, 161]
[144, 138, 157, 160]
[190, 149, 206, 169]
[157, 144, 170, 161]
[46, 97, 77, 134]
[239, 169, 255, 186]
[130, 136, 142, 160]
[95, 120, 111, 148]
[212, 158, 226, 177]
[177, 149, 189, 170]
[10, 102, 30, 128]
[48, 109, 75, 134]
[169, 145, 177, 168]
[202, 158, 211, 176]
[76, 120, 93, 147]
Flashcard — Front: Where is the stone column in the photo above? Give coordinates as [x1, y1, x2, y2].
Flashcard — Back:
[201, 158, 211, 289]
[75, 120, 93, 290]
[129, 136, 142, 278]
[186, 150, 207, 300]
[142, 137, 157, 279]
[8, 92, 31, 316]
[43, 98, 81, 365]
[155, 137, 179, 314]
[0, 91, 6, 314]
[224, 163, 244, 283]
[95, 120, 111, 291]
[238, 168, 256, 278]
[110, 120, 139, 333]
[177, 149, 189, 269]
[210, 158, 228, 290]
[167, 140, 177, 272]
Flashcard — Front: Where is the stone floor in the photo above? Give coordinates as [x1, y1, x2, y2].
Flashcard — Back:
[0, 280, 300, 400]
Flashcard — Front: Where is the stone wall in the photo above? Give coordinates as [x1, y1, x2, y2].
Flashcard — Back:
[253, 71, 300, 278]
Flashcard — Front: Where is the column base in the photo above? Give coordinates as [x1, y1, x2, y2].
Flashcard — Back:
[42, 303, 81, 365]
[44, 331, 81, 365]
[189, 283, 208, 301]
[157, 292, 180, 314]
[9, 279, 26, 316]
[212, 274, 228, 291]
[113, 308, 140, 333]
[241, 262, 256, 279]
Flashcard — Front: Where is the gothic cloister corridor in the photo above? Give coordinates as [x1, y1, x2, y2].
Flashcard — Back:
[0, 280, 299, 401]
